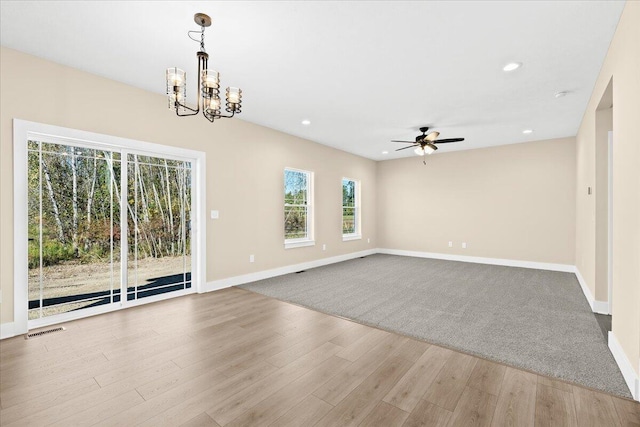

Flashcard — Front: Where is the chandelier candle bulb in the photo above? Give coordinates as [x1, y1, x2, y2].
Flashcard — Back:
[226, 87, 242, 113]
[206, 97, 221, 112]
[166, 67, 187, 109]
[227, 87, 241, 103]
[212, 97, 221, 109]
[167, 67, 186, 87]
[202, 70, 220, 88]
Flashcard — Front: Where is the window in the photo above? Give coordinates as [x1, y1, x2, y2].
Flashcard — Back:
[284, 168, 314, 248]
[342, 178, 361, 240]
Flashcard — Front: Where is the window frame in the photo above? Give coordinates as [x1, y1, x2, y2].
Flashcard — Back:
[284, 167, 315, 249]
[342, 177, 362, 241]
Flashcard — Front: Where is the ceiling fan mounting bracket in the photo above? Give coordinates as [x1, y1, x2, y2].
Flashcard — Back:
[419, 126, 430, 133]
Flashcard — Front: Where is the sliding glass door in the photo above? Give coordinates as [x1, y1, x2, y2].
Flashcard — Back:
[27, 139, 193, 325]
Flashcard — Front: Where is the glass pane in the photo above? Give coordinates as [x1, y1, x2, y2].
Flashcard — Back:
[109, 153, 122, 305]
[342, 179, 355, 207]
[127, 156, 191, 300]
[41, 141, 70, 155]
[29, 144, 120, 319]
[285, 206, 307, 239]
[284, 170, 307, 205]
[127, 158, 137, 301]
[184, 165, 192, 290]
[28, 149, 41, 319]
[284, 169, 310, 240]
[343, 207, 356, 234]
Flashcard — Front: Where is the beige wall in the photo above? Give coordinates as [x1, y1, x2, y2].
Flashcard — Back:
[0, 47, 377, 324]
[575, 1, 640, 378]
[377, 138, 576, 265]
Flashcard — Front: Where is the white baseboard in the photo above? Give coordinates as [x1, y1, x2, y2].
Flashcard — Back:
[378, 248, 575, 273]
[574, 268, 610, 314]
[608, 331, 640, 401]
[592, 300, 610, 315]
[204, 249, 377, 292]
[0, 322, 16, 340]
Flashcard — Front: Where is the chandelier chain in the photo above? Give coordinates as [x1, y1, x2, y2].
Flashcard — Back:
[187, 26, 206, 52]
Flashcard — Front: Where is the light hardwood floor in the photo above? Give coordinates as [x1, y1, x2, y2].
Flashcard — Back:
[1, 287, 638, 426]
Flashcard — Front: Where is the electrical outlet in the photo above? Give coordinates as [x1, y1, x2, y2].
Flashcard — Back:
[322, 244, 326, 251]
[367, 238, 370, 244]
[462, 242, 467, 249]
[210, 210, 219, 219]
[448, 241, 453, 247]
[249, 254, 255, 263]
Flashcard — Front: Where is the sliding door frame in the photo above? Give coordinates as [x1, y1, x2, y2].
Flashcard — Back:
[13, 119, 207, 332]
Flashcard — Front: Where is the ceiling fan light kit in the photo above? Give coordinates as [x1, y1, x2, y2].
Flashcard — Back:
[424, 143, 437, 154]
[166, 13, 242, 123]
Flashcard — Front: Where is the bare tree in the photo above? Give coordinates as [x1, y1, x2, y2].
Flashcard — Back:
[70, 147, 79, 252]
[41, 158, 65, 242]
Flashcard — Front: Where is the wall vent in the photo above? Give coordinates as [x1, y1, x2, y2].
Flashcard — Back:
[25, 327, 65, 339]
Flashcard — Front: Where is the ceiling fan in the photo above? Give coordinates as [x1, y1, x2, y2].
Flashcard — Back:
[392, 127, 464, 164]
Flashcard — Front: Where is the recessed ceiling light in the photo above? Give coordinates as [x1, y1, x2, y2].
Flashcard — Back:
[503, 62, 522, 72]
[522, 129, 534, 134]
[301, 119, 311, 125]
[382, 151, 389, 154]
[554, 91, 568, 98]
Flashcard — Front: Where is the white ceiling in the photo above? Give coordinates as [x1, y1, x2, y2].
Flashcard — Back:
[0, 1, 625, 160]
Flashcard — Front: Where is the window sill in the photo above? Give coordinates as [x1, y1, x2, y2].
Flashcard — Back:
[342, 234, 362, 242]
[285, 239, 316, 249]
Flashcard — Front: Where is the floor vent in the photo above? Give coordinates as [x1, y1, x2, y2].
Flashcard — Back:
[25, 327, 65, 339]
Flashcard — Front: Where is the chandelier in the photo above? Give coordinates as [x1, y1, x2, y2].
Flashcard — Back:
[166, 13, 242, 123]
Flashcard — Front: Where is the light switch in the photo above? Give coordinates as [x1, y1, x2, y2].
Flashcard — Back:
[210, 210, 219, 219]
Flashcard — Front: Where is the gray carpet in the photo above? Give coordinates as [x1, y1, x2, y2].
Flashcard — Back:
[240, 254, 632, 398]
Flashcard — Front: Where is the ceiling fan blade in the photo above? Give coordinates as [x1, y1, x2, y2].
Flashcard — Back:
[425, 131, 440, 141]
[395, 144, 418, 151]
[434, 138, 465, 144]
[391, 140, 417, 143]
